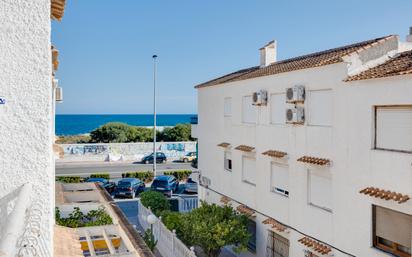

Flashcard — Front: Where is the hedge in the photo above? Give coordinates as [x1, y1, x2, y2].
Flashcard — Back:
[122, 171, 154, 182]
[90, 173, 110, 179]
[56, 176, 83, 183]
[163, 170, 192, 181]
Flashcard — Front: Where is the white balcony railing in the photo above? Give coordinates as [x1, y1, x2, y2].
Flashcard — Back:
[0, 183, 51, 257]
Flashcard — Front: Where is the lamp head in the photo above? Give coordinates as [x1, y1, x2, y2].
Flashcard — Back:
[147, 214, 156, 225]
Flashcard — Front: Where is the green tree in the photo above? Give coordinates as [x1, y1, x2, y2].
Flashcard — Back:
[89, 122, 132, 143]
[159, 124, 192, 141]
[140, 191, 170, 216]
[162, 202, 250, 257]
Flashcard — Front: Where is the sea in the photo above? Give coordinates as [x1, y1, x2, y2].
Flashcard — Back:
[56, 114, 197, 136]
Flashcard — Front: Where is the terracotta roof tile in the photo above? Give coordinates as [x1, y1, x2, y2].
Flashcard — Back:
[236, 205, 255, 217]
[262, 150, 287, 158]
[220, 196, 231, 205]
[359, 187, 410, 204]
[217, 142, 231, 148]
[262, 218, 287, 232]
[51, 0, 66, 21]
[195, 35, 395, 88]
[298, 237, 332, 255]
[345, 50, 412, 81]
[234, 145, 255, 152]
[297, 156, 330, 166]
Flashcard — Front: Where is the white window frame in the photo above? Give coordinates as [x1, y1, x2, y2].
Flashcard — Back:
[242, 156, 256, 186]
[242, 95, 257, 124]
[270, 162, 289, 197]
[374, 105, 412, 153]
[307, 89, 333, 127]
[270, 93, 287, 125]
[224, 97, 232, 117]
[307, 168, 332, 212]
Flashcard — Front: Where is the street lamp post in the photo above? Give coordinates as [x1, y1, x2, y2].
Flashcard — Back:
[152, 55, 158, 177]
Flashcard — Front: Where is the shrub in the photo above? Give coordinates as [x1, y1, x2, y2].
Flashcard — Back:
[122, 171, 153, 182]
[90, 173, 110, 179]
[56, 135, 91, 144]
[163, 170, 192, 181]
[140, 191, 170, 216]
[56, 176, 83, 183]
[55, 207, 113, 228]
[159, 123, 193, 141]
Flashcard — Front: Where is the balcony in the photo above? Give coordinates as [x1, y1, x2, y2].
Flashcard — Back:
[0, 183, 51, 257]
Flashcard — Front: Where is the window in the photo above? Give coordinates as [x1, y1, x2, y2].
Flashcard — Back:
[373, 205, 412, 257]
[242, 156, 256, 185]
[224, 97, 232, 117]
[307, 90, 333, 126]
[270, 162, 289, 196]
[224, 151, 232, 171]
[375, 106, 412, 153]
[308, 169, 332, 212]
[266, 231, 289, 257]
[247, 219, 257, 253]
[242, 95, 256, 124]
[270, 93, 286, 124]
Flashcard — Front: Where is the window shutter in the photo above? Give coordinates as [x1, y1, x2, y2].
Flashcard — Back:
[242, 157, 256, 184]
[375, 206, 412, 248]
[308, 169, 332, 211]
[242, 96, 256, 124]
[307, 90, 333, 126]
[270, 93, 286, 124]
[224, 97, 232, 117]
[271, 163, 289, 193]
[376, 106, 412, 152]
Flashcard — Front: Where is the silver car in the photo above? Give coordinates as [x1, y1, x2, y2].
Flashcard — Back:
[184, 178, 198, 193]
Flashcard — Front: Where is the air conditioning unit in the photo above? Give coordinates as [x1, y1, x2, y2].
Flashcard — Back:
[286, 107, 304, 124]
[286, 85, 305, 103]
[252, 90, 268, 106]
[55, 87, 63, 102]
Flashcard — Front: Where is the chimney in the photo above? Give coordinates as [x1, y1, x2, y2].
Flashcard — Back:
[407, 27, 412, 42]
[260, 40, 277, 67]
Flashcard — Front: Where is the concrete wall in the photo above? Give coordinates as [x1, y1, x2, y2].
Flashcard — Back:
[0, 0, 53, 251]
[59, 142, 197, 162]
[197, 59, 412, 257]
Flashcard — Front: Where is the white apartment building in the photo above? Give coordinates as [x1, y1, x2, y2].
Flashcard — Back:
[0, 0, 65, 256]
[194, 31, 412, 257]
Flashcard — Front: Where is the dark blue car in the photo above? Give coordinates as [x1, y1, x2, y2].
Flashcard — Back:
[114, 178, 145, 198]
[86, 178, 116, 193]
[151, 175, 179, 197]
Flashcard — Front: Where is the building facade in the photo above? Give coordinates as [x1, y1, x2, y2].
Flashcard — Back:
[0, 0, 65, 256]
[195, 32, 412, 257]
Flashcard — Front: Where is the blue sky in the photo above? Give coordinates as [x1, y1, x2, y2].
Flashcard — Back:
[53, 0, 412, 114]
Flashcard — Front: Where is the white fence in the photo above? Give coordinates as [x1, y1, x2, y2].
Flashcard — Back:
[177, 196, 198, 213]
[0, 184, 51, 257]
[138, 202, 196, 257]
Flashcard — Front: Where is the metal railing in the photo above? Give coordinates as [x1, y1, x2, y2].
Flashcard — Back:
[138, 203, 196, 257]
[177, 196, 198, 213]
[0, 184, 51, 257]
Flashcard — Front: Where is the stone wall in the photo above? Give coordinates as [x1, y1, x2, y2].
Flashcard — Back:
[59, 142, 197, 162]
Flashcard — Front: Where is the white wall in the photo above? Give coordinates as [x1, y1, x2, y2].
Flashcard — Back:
[197, 60, 412, 257]
[0, 0, 53, 251]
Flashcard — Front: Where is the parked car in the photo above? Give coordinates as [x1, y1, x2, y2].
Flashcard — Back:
[184, 178, 198, 194]
[86, 178, 116, 193]
[180, 152, 197, 163]
[114, 178, 145, 198]
[142, 152, 167, 164]
[151, 175, 179, 197]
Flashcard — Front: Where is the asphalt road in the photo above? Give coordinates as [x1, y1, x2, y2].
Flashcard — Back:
[56, 161, 195, 178]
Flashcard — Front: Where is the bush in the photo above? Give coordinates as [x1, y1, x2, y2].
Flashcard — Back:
[159, 123, 192, 142]
[140, 191, 170, 216]
[122, 171, 153, 182]
[90, 173, 110, 179]
[163, 170, 192, 181]
[56, 176, 83, 183]
[56, 135, 91, 144]
[55, 207, 113, 228]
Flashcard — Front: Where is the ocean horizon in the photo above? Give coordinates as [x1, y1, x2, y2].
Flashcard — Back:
[56, 114, 197, 136]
